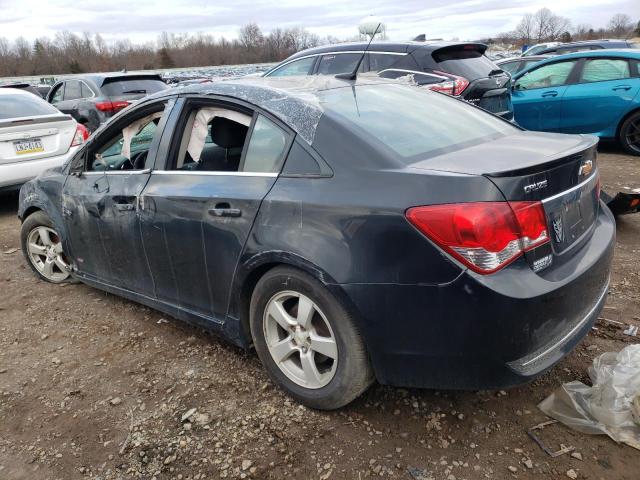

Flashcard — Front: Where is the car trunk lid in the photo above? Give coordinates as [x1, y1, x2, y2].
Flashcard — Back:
[410, 131, 600, 271]
[0, 114, 77, 165]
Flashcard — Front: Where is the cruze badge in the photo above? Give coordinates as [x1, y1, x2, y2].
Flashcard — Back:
[524, 179, 548, 193]
[552, 216, 564, 243]
[579, 159, 593, 177]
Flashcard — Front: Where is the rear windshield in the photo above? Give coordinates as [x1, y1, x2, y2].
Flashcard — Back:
[320, 84, 514, 162]
[0, 93, 59, 120]
[432, 47, 499, 79]
[101, 78, 167, 97]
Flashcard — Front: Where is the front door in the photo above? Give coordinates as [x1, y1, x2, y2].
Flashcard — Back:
[62, 98, 175, 297]
[139, 98, 292, 322]
[560, 57, 640, 134]
[512, 59, 579, 132]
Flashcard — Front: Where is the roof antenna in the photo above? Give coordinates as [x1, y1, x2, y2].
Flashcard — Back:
[335, 19, 383, 81]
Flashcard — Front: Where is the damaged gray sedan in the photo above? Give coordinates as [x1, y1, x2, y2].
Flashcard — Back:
[19, 77, 614, 409]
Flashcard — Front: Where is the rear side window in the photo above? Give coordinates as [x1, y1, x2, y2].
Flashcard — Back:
[431, 47, 498, 79]
[101, 78, 167, 97]
[498, 61, 521, 75]
[242, 115, 288, 173]
[317, 53, 363, 75]
[64, 80, 82, 100]
[368, 53, 404, 72]
[268, 57, 316, 77]
[580, 59, 630, 83]
[0, 93, 59, 119]
[320, 84, 514, 161]
[515, 60, 577, 90]
[81, 82, 94, 98]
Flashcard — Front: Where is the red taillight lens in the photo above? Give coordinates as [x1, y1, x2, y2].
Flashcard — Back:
[71, 123, 89, 147]
[95, 101, 114, 112]
[429, 71, 470, 96]
[406, 201, 549, 274]
[95, 100, 130, 113]
[112, 100, 130, 112]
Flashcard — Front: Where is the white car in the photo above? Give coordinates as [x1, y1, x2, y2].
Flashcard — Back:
[0, 88, 88, 192]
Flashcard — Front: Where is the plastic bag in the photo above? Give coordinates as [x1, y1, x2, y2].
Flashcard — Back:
[538, 344, 640, 450]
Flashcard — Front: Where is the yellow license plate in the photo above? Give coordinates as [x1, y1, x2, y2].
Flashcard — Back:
[14, 139, 44, 155]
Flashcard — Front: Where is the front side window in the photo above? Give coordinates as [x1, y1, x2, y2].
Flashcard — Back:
[64, 81, 82, 101]
[515, 60, 577, 90]
[50, 84, 64, 103]
[242, 115, 288, 173]
[90, 104, 167, 171]
[317, 53, 364, 75]
[580, 59, 631, 83]
[268, 57, 316, 77]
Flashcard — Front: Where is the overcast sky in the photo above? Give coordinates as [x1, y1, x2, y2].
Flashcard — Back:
[0, 0, 638, 44]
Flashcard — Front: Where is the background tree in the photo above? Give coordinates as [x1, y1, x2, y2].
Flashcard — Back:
[607, 13, 633, 37]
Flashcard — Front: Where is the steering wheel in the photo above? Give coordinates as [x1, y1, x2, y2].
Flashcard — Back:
[122, 150, 148, 170]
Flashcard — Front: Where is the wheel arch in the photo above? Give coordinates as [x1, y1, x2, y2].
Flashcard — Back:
[615, 105, 640, 140]
[229, 252, 365, 348]
[21, 205, 43, 222]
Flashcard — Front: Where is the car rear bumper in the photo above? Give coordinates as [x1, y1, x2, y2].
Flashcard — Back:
[0, 147, 77, 190]
[337, 203, 615, 390]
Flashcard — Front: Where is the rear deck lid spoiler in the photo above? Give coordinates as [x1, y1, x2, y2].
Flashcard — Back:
[0, 114, 74, 130]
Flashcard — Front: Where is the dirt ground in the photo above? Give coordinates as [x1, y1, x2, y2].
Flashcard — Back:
[1, 145, 639, 480]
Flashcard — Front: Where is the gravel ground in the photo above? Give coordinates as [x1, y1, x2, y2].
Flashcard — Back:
[1, 145, 639, 480]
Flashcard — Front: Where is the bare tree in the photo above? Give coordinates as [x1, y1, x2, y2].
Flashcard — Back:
[607, 13, 633, 38]
[515, 13, 535, 44]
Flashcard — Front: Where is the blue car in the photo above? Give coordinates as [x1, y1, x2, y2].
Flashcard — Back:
[511, 49, 640, 155]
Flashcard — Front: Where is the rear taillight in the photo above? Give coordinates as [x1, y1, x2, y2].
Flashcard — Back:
[95, 101, 130, 113]
[406, 201, 549, 274]
[71, 123, 89, 147]
[429, 71, 470, 96]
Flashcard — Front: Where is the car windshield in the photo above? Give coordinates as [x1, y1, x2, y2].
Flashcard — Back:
[0, 93, 59, 119]
[320, 84, 514, 161]
[101, 78, 167, 96]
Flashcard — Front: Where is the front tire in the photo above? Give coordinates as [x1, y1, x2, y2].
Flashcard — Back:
[20, 211, 71, 283]
[619, 110, 640, 156]
[250, 267, 373, 410]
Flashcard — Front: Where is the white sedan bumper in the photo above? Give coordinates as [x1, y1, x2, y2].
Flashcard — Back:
[0, 146, 79, 191]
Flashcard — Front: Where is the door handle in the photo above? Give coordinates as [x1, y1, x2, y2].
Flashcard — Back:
[541, 91, 558, 97]
[208, 203, 241, 218]
[612, 85, 632, 91]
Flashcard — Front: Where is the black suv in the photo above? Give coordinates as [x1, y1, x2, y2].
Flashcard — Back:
[47, 73, 168, 132]
[263, 41, 513, 120]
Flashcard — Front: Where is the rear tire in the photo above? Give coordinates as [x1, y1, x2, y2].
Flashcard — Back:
[250, 266, 373, 410]
[618, 110, 640, 156]
[20, 211, 71, 284]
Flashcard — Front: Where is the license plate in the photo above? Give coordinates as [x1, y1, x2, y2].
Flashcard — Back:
[14, 138, 44, 155]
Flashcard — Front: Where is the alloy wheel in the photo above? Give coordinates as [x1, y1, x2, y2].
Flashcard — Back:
[625, 117, 640, 154]
[263, 291, 338, 389]
[26, 226, 70, 282]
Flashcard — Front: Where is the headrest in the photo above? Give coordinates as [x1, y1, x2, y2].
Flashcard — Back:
[210, 117, 248, 149]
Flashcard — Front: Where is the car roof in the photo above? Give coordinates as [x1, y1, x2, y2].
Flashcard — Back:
[497, 55, 549, 64]
[514, 49, 640, 77]
[147, 75, 414, 145]
[282, 41, 487, 62]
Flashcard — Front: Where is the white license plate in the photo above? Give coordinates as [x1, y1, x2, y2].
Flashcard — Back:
[14, 138, 44, 155]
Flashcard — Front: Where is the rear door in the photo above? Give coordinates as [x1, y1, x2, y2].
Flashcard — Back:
[139, 98, 292, 322]
[512, 59, 580, 131]
[560, 57, 639, 134]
